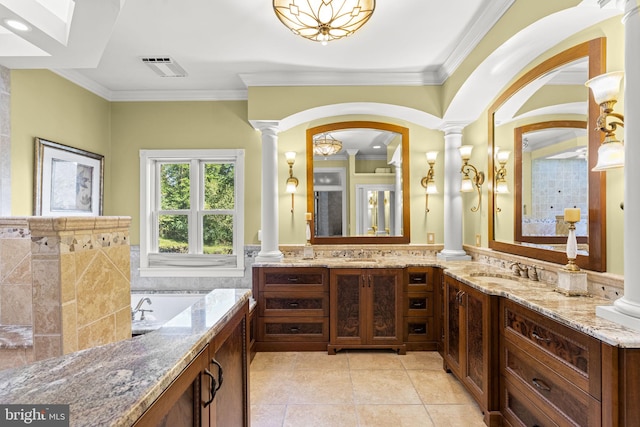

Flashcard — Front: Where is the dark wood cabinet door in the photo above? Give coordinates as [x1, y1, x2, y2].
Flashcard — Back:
[330, 269, 365, 345]
[369, 269, 403, 344]
[444, 277, 462, 377]
[464, 286, 487, 397]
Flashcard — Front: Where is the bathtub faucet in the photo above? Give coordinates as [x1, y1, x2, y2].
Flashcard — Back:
[132, 297, 153, 321]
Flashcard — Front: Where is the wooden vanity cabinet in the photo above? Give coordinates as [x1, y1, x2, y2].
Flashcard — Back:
[329, 268, 406, 354]
[403, 267, 440, 351]
[253, 267, 329, 351]
[443, 275, 500, 425]
[135, 300, 249, 427]
[500, 298, 601, 427]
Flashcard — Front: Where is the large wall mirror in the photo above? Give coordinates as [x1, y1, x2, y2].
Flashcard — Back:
[306, 121, 410, 244]
[488, 38, 607, 271]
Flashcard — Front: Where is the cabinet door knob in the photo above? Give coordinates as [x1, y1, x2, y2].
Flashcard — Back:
[532, 377, 551, 392]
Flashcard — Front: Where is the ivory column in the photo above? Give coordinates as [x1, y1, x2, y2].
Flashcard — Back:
[255, 122, 283, 262]
[437, 124, 471, 261]
[597, 0, 640, 329]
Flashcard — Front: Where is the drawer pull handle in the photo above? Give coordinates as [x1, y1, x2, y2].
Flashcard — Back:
[290, 327, 300, 333]
[532, 378, 551, 392]
[287, 277, 299, 282]
[203, 369, 216, 407]
[410, 301, 426, 308]
[412, 327, 426, 333]
[288, 302, 299, 308]
[411, 277, 424, 283]
[531, 331, 551, 342]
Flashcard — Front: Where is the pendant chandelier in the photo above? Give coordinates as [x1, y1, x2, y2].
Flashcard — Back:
[273, 0, 376, 45]
[313, 133, 343, 156]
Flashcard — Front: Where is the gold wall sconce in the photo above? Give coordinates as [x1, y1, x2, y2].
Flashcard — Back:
[494, 148, 510, 212]
[420, 151, 438, 212]
[285, 151, 298, 212]
[585, 71, 625, 170]
[459, 145, 484, 212]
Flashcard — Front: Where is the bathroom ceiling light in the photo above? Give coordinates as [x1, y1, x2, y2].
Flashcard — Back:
[313, 133, 343, 157]
[4, 19, 31, 32]
[273, 0, 375, 45]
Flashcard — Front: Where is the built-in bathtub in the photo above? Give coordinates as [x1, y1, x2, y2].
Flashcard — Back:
[130, 292, 206, 335]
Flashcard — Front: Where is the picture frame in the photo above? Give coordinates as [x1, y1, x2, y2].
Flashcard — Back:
[34, 138, 104, 216]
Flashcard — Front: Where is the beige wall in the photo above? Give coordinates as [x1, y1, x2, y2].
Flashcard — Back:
[10, 70, 111, 216]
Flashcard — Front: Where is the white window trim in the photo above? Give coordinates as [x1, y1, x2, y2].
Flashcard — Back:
[139, 149, 245, 277]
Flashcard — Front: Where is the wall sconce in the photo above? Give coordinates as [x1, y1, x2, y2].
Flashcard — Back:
[420, 151, 438, 212]
[459, 145, 485, 212]
[494, 148, 510, 212]
[284, 151, 298, 212]
[585, 71, 625, 170]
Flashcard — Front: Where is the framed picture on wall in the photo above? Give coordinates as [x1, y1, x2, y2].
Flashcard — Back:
[34, 138, 104, 216]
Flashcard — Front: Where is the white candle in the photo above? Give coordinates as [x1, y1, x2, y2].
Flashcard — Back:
[564, 208, 580, 223]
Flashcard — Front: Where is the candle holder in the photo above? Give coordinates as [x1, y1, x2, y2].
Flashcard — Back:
[564, 220, 580, 272]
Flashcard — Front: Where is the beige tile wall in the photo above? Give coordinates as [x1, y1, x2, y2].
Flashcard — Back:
[0, 218, 32, 326]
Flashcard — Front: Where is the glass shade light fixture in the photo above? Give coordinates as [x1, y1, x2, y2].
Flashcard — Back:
[494, 148, 510, 213]
[585, 71, 625, 171]
[285, 151, 298, 212]
[273, 0, 376, 46]
[420, 151, 438, 212]
[313, 133, 343, 157]
[459, 145, 485, 212]
[563, 208, 581, 271]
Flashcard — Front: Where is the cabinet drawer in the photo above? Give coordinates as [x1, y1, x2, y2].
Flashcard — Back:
[405, 292, 434, 317]
[258, 317, 329, 342]
[259, 291, 328, 317]
[404, 267, 434, 292]
[404, 316, 435, 342]
[501, 376, 557, 427]
[503, 339, 601, 427]
[259, 267, 328, 292]
[501, 299, 601, 397]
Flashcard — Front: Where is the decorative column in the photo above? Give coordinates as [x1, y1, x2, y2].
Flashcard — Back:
[389, 152, 403, 236]
[255, 122, 283, 262]
[597, 0, 640, 328]
[437, 124, 471, 261]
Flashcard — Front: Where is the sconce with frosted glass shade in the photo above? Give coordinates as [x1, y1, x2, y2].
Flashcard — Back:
[285, 151, 298, 212]
[494, 148, 510, 212]
[420, 151, 438, 212]
[585, 71, 625, 171]
[459, 145, 485, 212]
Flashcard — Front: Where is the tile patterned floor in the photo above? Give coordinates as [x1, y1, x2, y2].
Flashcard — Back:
[250, 351, 486, 427]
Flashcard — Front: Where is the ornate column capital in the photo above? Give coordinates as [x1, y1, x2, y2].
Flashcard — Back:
[439, 121, 470, 136]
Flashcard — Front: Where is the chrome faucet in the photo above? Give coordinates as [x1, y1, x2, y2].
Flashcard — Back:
[509, 262, 528, 277]
[132, 297, 153, 321]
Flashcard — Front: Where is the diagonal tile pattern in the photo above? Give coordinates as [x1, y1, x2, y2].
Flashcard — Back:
[251, 351, 486, 427]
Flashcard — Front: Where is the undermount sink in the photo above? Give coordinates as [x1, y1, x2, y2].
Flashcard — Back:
[469, 272, 523, 285]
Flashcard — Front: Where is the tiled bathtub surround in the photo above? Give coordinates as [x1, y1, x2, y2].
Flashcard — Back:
[0, 216, 132, 368]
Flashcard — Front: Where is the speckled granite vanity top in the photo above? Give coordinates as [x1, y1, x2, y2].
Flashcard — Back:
[256, 256, 640, 347]
[0, 288, 251, 427]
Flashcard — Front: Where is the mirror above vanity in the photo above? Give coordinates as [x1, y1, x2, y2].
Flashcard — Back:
[306, 121, 410, 245]
[489, 39, 606, 271]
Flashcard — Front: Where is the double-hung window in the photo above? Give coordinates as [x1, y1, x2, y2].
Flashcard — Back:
[139, 149, 244, 277]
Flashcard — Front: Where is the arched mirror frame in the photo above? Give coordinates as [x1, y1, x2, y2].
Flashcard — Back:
[488, 38, 607, 271]
[514, 120, 589, 245]
[306, 121, 411, 245]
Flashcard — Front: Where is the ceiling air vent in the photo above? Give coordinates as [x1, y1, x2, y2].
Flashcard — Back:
[140, 57, 187, 77]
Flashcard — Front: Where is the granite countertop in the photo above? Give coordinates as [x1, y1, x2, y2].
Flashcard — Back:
[0, 288, 251, 427]
[255, 256, 640, 348]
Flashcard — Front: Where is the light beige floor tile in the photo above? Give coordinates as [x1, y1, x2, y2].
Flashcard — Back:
[250, 404, 286, 427]
[400, 351, 444, 371]
[351, 369, 422, 404]
[251, 370, 296, 405]
[284, 404, 358, 427]
[426, 404, 485, 426]
[289, 370, 354, 404]
[251, 351, 298, 371]
[347, 350, 405, 370]
[294, 351, 349, 370]
[357, 404, 434, 427]
[408, 370, 476, 404]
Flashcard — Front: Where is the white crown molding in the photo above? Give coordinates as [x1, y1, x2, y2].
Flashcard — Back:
[239, 71, 434, 87]
[438, 0, 515, 81]
[52, 68, 247, 101]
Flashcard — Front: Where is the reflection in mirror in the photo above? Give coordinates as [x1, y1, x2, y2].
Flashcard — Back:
[306, 121, 410, 245]
[488, 39, 606, 271]
[515, 121, 589, 254]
